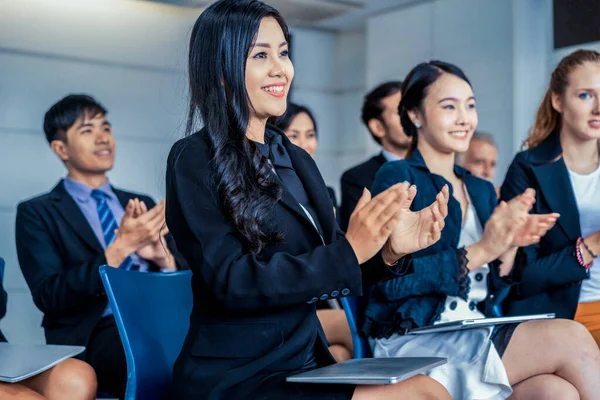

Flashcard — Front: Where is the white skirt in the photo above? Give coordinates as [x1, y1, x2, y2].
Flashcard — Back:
[370, 327, 512, 400]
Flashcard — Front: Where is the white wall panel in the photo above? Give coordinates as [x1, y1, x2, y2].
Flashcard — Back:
[0, 53, 187, 141]
[0, 0, 196, 70]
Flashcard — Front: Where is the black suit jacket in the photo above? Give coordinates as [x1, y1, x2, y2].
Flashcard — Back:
[0, 258, 7, 342]
[166, 128, 411, 399]
[15, 181, 187, 347]
[500, 132, 589, 319]
[339, 153, 387, 231]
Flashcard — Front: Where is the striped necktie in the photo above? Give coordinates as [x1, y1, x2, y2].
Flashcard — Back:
[90, 189, 134, 270]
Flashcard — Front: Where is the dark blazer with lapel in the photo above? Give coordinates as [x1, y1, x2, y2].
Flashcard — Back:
[15, 181, 187, 347]
[339, 153, 387, 231]
[500, 132, 589, 319]
[0, 258, 7, 342]
[166, 127, 411, 399]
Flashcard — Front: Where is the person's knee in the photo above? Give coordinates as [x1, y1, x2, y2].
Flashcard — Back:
[52, 359, 97, 399]
[527, 376, 580, 400]
[556, 320, 599, 361]
[410, 375, 451, 400]
[539, 320, 598, 360]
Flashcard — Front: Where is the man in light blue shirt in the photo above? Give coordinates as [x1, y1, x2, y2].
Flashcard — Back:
[16, 94, 187, 398]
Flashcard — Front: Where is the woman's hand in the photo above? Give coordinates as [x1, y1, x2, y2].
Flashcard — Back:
[345, 183, 411, 265]
[382, 185, 450, 264]
[512, 213, 560, 248]
[479, 189, 535, 262]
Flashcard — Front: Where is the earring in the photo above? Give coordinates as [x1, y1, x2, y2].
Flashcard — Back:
[415, 122, 421, 129]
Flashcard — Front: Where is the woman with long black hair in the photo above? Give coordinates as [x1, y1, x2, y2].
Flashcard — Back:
[165, 1, 451, 399]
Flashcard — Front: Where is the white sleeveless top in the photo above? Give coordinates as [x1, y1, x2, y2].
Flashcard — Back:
[370, 198, 512, 400]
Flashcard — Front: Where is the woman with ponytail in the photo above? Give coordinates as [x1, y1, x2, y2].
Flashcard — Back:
[501, 49, 600, 346]
[164, 1, 451, 399]
[367, 60, 600, 399]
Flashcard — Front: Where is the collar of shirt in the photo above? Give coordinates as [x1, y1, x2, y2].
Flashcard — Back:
[381, 149, 402, 162]
[407, 149, 471, 180]
[63, 177, 117, 203]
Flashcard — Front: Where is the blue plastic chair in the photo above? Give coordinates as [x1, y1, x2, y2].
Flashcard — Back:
[339, 296, 372, 358]
[99, 266, 193, 400]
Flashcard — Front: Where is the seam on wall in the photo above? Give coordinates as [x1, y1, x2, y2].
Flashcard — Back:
[291, 85, 366, 95]
[0, 46, 185, 75]
[0, 127, 178, 144]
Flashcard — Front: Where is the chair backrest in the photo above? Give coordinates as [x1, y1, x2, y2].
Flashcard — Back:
[339, 296, 372, 358]
[99, 266, 193, 400]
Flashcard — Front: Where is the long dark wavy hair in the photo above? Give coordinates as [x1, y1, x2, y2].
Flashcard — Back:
[399, 61, 471, 157]
[187, 0, 289, 253]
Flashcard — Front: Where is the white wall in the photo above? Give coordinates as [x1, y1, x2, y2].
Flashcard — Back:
[512, 0, 554, 153]
[0, 0, 197, 344]
[290, 27, 366, 199]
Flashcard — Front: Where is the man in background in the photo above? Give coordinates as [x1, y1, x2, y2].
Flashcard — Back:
[16, 94, 187, 398]
[457, 131, 498, 182]
[339, 81, 410, 230]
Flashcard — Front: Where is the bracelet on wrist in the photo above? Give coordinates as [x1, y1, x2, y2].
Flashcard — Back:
[382, 243, 400, 267]
[576, 237, 593, 269]
[582, 238, 598, 259]
[383, 256, 399, 267]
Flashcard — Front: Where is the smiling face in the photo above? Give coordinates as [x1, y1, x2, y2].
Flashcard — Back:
[245, 17, 294, 124]
[51, 111, 116, 177]
[409, 73, 478, 154]
[284, 111, 318, 157]
[553, 61, 600, 141]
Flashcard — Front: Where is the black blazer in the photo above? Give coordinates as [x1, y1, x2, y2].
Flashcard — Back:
[500, 132, 589, 319]
[339, 153, 387, 231]
[166, 128, 411, 399]
[15, 181, 186, 348]
[0, 268, 7, 342]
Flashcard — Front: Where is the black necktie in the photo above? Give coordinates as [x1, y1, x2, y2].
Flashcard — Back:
[259, 132, 323, 236]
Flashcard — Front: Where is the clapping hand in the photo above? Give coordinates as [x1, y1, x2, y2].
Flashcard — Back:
[382, 185, 450, 264]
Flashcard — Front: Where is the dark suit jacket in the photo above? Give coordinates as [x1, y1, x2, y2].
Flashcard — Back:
[0, 258, 7, 342]
[339, 153, 386, 231]
[15, 181, 187, 348]
[166, 128, 411, 399]
[500, 132, 589, 319]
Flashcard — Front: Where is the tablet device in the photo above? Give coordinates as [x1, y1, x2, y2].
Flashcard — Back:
[406, 313, 555, 335]
[286, 357, 447, 385]
[0, 343, 85, 383]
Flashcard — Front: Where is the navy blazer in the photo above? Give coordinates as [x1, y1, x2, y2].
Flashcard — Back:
[166, 127, 411, 399]
[500, 132, 589, 319]
[363, 150, 514, 339]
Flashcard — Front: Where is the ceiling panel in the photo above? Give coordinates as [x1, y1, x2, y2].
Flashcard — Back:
[143, 0, 428, 30]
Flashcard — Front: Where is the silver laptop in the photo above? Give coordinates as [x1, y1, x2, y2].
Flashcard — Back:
[406, 313, 555, 335]
[286, 357, 447, 385]
[0, 343, 85, 383]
